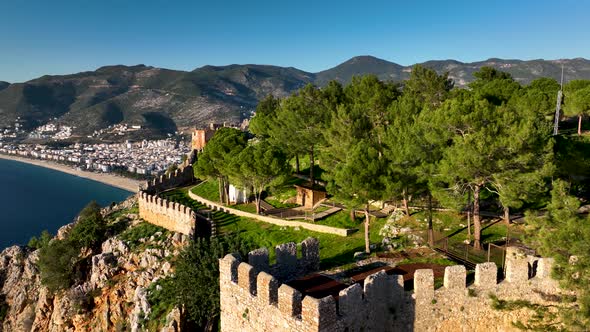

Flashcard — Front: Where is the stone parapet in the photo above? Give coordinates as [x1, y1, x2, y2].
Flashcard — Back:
[220, 240, 565, 332]
[137, 191, 196, 236]
[246, 238, 320, 282]
[143, 153, 195, 194]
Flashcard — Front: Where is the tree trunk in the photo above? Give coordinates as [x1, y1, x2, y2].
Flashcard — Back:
[467, 211, 471, 242]
[255, 197, 261, 214]
[467, 190, 472, 242]
[350, 209, 356, 222]
[578, 114, 583, 136]
[503, 205, 510, 225]
[427, 191, 434, 246]
[224, 178, 230, 205]
[402, 188, 410, 216]
[309, 146, 315, 185]
[364, 207, 371, 254]
[218, 177, 224, 204]
[204, 316, 218, 332]
[295, 155, 300, 174]
[473, 185, 482, 250]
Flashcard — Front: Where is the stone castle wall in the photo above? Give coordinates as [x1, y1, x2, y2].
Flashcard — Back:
[137, 151, 217, 237]
[220, 244, 566, 332]
[137, 191, 197, 236]
[143, 152, 196, 195]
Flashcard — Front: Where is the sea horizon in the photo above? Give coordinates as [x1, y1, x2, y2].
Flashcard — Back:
[0, 158, 132, 249]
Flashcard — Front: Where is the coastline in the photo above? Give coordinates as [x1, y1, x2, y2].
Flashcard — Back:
[0, 154, 140, 193]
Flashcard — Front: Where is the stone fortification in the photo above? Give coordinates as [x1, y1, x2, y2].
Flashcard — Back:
[138, 151, 216, 237]
[220, 244, 566, 332]
[143, 152, 196, 195]
[137, 191, 197, 236]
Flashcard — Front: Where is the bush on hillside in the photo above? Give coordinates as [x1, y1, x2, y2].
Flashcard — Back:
[68, 201, 107, 250]
[148, 234, 254, 330]
[27, 230, 53, 250]
[37, 201, 110, 293]
[37, 239, 80, 292]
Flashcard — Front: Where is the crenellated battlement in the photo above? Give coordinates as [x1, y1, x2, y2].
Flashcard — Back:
[136, 151, 216, 237]
[137, 191, 197, 236]
[143, 151, 196, 195]
[246, 237, 320, 282]
[220, 242, 565, 332]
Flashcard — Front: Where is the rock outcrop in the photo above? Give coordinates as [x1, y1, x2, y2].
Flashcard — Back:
[0, 210, 187, 332]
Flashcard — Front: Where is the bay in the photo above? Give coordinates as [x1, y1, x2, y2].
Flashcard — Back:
[0, 158, 132, 249]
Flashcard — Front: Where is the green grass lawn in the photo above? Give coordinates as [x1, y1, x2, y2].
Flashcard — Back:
[306, 210, 362, 229]
[161, 188, 387, 269]
[264, 198, 299, 209]
[190, 180, 220, 202]
[233, 203, 258, 214]
[265, 176, 304, 203]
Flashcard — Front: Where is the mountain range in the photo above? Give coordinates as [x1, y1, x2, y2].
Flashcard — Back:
[1, 56, 589, 140]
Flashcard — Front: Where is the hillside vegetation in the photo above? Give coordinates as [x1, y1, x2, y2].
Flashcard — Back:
[1, 56, 590, 140]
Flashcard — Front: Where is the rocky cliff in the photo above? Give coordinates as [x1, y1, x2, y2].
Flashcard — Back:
[0, 198, 185, 332]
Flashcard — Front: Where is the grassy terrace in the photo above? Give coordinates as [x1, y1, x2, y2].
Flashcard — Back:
[161, 188, 386, 269]
[190, 180, 220, 202]
[191, 179, 361, 229]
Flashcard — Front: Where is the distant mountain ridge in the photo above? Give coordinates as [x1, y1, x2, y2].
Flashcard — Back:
[1, 56, 589, 139]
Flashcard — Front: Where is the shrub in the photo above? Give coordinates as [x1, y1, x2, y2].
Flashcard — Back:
[28, 230, 53, 250]
[148, 234, 254, 329]
[68, 201, 107, 250]
[37, 239, 79, 293]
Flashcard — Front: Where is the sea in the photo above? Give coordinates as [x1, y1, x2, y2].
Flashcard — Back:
[0, 158, 132, 249]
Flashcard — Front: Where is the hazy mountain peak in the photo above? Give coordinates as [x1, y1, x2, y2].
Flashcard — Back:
[314, 55, 403, 85]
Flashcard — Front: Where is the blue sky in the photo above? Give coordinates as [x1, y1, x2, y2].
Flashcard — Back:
[1, 0, 589, 82]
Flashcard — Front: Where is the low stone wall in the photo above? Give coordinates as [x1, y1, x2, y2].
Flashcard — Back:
[188, 189, 355, 237]
[220, 244, 567, 332]
[137, 191, 196, 236]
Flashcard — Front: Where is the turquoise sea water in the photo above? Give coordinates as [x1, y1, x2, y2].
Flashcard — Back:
[0, 158, 132, 249]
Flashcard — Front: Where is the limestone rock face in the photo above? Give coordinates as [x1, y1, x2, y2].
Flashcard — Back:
[101, 238, 129, 257]
[90, 253, 119, 289]
[0, 219, 184, 332]
[56, 223, 75, 240]
[130, 287, 150, 332]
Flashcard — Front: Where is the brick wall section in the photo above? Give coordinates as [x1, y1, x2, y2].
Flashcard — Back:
[137, 191, 196, 236]
[188, 189, 355, 237]
[220, 243, 567, 332]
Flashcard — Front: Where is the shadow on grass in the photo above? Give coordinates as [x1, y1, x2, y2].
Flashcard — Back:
[320, 247, 364, 270]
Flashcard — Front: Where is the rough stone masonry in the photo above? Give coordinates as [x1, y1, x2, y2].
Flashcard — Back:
[220, 243, 567, 332]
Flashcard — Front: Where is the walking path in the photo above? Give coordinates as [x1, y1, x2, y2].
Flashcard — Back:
[187, 186, 356, 236]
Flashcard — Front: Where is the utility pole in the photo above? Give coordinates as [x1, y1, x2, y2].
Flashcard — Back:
[553, 65, 564, 136]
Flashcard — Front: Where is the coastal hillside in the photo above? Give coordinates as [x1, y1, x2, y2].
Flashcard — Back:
[1, 56, 589, 140]
[0, 197, 184, 332]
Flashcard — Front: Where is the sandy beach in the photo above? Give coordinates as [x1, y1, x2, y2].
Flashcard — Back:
[0, 154, 141, 192]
